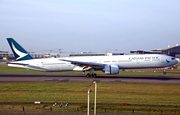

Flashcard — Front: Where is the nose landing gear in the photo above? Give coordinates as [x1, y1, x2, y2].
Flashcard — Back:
[163, 69, 167, 75]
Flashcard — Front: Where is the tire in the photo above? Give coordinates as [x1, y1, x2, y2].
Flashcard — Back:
[94, 73, 97, 78]
[163, 72, 166, 75]
[86, 73, 90, 77]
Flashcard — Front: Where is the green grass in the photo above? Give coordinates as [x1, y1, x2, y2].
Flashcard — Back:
[1, 82, 180, 113]
[0, 82, 180, 106]
[0, 64, 180, 76]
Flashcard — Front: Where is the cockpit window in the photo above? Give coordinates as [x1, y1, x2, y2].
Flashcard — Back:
[172, 58, 175, 60]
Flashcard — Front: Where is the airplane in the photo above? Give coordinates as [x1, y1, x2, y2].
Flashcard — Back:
[6, 38, 179, 77]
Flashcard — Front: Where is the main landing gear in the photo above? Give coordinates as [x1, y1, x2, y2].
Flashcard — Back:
[86, 68, 97, 78]
[86, 73, 97, 78]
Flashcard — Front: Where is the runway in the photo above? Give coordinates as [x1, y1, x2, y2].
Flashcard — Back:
[0, 73, 180, 84]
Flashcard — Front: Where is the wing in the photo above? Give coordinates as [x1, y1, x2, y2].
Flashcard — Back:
[59, 59, 105, 70]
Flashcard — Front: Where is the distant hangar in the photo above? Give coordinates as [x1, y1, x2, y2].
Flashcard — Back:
[151, 45, 180, 58]
[131, 44, 180, 58]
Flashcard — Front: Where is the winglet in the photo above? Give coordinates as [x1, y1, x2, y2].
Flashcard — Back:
[7, 38, 33, 61]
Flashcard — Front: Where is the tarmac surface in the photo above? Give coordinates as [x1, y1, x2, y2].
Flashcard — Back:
[0, 73, 180, 84]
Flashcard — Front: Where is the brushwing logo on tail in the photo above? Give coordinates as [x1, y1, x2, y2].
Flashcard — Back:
[12, 42, 28, 60]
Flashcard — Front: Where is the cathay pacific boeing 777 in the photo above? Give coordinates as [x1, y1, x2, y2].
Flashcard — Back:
[7, 38, 179, 77]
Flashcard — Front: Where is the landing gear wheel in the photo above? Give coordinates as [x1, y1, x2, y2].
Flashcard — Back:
[163, 72, 167, 75]
[91, 73, 97, 78]
[91, 74, 94, 78]
[86, 73, 91, 77]
[93, 73, 97, 78]
[163, 68, 167, 75]
[86, 73, 97, 78]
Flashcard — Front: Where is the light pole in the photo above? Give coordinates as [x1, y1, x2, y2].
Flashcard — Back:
[87, 89, 92, 115]
[93, 81, 97, 115]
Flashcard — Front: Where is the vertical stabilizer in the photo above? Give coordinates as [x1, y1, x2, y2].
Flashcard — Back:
[7, 38, 33, 61]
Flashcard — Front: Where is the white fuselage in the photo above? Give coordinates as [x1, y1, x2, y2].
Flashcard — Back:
[8, 54, 178, 72]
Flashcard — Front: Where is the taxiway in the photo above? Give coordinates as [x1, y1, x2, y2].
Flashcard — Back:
[0, 73, 180, 84]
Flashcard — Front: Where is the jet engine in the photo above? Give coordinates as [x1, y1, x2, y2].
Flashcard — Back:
[103, 64, 119, 74]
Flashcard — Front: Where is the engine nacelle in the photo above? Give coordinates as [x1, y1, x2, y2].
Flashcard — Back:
[103, 64, 119, 74]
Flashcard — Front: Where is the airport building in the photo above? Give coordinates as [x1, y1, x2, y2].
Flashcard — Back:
[151, 45, 180, 58]
[1, 44, 180, 60]
[0, 51, 51, 60]
[130, 44, 180, 58]
[0, 51, 14, 60]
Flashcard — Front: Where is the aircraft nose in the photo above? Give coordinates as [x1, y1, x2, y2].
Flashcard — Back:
[175, 59, 179, 64]
[172, 58, 179, 65]
[170, 57, 179, 65]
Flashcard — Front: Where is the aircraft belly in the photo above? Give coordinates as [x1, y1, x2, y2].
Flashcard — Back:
[59, 64, 74, 71]
[25, 64, 74, 72]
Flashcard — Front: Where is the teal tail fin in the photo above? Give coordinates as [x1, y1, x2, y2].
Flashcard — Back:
[7, 38, 33, 61]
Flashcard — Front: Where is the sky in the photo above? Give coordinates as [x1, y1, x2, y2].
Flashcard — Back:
[0, 0, 180, 53]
